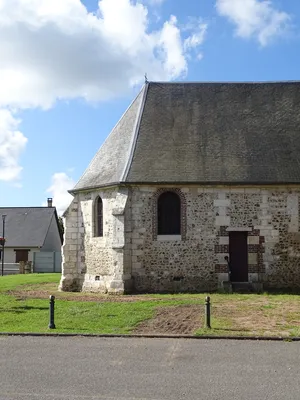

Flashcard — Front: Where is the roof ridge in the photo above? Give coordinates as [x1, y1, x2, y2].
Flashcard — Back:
[0, 207, 55, 209]
[147, 80, 300, 85]
[120, 83, 149, 182]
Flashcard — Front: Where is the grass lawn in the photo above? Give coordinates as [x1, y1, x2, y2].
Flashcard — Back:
[0, 273, 300, 337]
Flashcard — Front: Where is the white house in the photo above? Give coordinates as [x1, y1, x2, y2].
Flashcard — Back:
[0, 198, 63, 273]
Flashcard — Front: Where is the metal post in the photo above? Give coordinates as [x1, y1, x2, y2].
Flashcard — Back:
[48, 295, 56, 329]
[1, 215, 6, 277]
[205, 296, 211, 329]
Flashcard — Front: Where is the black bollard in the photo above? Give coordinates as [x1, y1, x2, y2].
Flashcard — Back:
[205, 296, 211, 329]
[48, 295, 56, 329]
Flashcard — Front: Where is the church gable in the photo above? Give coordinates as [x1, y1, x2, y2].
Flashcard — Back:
[72, 85, 147, 192]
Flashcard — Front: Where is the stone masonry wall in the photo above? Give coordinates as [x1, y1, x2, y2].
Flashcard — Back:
[61, 185, 300, 293]
[59, 195, 84, 292]
[60, 187, 129, 294]
[129, 186, 300, 292]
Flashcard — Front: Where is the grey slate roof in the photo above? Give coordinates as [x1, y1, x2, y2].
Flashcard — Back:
[72, 81, 300, 191]
[0, 207, 61, 247]
[73, 87, 146, 191]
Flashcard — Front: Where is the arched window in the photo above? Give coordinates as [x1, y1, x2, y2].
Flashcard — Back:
[95, 197, 103, 237]
[157, 191, 181, 235]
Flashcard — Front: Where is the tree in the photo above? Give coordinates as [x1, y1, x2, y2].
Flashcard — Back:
[58, 216, 64, 239]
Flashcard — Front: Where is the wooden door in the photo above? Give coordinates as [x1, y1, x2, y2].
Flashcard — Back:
[15, 249, 29, 263]
[229, 232, 248, 282]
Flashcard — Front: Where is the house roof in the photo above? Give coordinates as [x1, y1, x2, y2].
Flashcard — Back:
[73, 81, 300, 191]
[0, 207, 62, 247]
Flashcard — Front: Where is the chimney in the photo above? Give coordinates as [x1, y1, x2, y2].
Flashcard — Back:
[47, 198, 53, 207]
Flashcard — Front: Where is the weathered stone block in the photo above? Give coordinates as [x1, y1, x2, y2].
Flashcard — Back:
[214, 199, 230, 207]
[219, 237, 229, 245]
[248, 236, 259, 245]
[216, 253, 229, 264]
[59, 275, 81, 292]
[215, 216, 230, 226]
[248, 253, 258, 265]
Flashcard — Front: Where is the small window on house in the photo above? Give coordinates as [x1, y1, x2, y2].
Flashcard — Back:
[15, 249, 29, 263]
[95, 197, 103, 237]
[157, 191, 181, 235]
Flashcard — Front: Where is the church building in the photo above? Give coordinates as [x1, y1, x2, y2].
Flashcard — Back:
[60, 81, 300, 293]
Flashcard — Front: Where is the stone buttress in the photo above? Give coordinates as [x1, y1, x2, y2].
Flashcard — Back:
[59, 188, 130, 294]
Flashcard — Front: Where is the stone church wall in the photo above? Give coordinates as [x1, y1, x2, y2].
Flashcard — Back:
[129, 186, 300, 292]
[61, 185, 300, 293]
[60, 187, 129, 294]
[59, 195, 84, 292]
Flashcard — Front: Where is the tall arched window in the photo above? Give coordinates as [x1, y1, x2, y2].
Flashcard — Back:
[95, 197, 103, 237]
[157, 191, 181, 235]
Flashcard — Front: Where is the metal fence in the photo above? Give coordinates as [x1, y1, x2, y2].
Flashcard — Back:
[2, 263, 20, 275]
[33, 252, 62, 273]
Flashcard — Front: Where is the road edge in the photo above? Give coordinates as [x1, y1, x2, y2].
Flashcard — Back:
[0, 332, 299, 341]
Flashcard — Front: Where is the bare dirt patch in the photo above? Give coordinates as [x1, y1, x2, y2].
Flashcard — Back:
[132, 299, 300, 337]
[133, 305, 202, 335]
[8, 284, 162, 303]
[8, 283, 201, 303]
[212, 300, 300, 336]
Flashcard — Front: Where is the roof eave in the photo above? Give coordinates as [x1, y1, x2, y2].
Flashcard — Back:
[125, 180, 300, 186]
[68, 180, 300, 194]
[68, 182, 124, 195]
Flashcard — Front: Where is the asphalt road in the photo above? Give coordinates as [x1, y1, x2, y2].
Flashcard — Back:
[0, 336, 299, 400]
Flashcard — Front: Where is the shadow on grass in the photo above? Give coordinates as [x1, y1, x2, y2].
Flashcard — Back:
[0, 305, 48, 314]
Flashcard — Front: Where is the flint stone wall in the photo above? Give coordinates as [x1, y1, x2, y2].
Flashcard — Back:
[61, 185, 300, 293]
[129, 186, 300, 292]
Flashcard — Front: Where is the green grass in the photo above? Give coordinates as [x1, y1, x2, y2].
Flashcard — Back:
[0, 296, 156, 334]
[0, 273, 59, 292]
[1, 274, 300, 337]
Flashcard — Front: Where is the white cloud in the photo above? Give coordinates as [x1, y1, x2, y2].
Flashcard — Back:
[0, 0, 207, 183]
[216, 0, 291, 46]
[181, 17, 208, 62]
[184, 21, 207, 62]
[158, 15, 188, 77]
[44, 172, 75, 215]
[0, 109, 27, 182]
[0, 0, 203, 110]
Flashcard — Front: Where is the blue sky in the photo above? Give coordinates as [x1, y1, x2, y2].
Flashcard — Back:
[0, 0, 300, 214]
